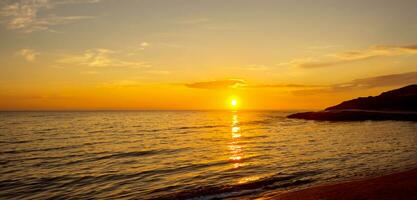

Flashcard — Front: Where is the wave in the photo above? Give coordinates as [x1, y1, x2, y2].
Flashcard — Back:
[0, 171, 317, 200]
[0, 140, 30, 144]
[55, 147, 191, 167]
[141, 124, 227, 133]
[0, 159, 234, 199]
[239, 118, 274, 126]
[150, 172, 318, 200]
[176, 125, 226, 130]
[1, 141, 108, 154]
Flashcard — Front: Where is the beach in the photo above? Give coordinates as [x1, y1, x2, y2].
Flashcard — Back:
[270, 168, 417, 200]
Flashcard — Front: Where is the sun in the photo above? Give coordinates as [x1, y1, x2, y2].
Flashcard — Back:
[231, 99, 238, 108]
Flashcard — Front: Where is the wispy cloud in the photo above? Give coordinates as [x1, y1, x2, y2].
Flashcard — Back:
[293, 71, 417, 95]
[16, 48, 38, 61]
[247, 84, 324, 89]
[185, 71, 417, 93]
[100, 80, 142, 88]
[276, 58, 340, 69]
[280, 45, 417, 68]
[185, 79, 324, 90]
[58, 48, 151, 68]
[140, 42, 149, 47]
[307, 45, 342, 50]
[185, 79, 247, 89]
[334, 71, 417, 90]
[139, 42, 150, 50]
[0, 0, 99, 33]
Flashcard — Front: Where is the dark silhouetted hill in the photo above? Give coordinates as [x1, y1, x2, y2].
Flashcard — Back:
[325, 84, 417, 111]
[288, 84, 417, 121]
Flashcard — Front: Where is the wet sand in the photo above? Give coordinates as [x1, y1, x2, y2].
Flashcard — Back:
[270, 168, 417, 200]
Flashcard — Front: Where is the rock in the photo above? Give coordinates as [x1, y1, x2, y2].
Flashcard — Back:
[288, 85, 417, 121]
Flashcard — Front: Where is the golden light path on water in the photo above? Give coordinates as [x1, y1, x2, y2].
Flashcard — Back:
[229, 111, 262, 184]
[229, 113, 242, 168]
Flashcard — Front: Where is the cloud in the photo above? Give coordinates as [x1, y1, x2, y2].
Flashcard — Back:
[280, 45, 417, 68]
[328, 45, 417, 61]
[338, 71, 417, 89]
[186, 71, 417, 94]
[185, 79, 247, 89]
[278, 58, 340, 69]
[140, 42, 149, 47]
[185, 79, 325, 90]
[0, 0, 99, 33]
[293, 71, 417, 95]
[138, 42, 150, 50]
[307, 45, 342, 50]
[247, 84, 325, 89]
[100, 80, 142, 88]
[16, 48, 38, 61]
[58, 48, 150, 68]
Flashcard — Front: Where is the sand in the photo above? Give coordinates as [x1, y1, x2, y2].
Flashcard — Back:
[269, 168, 417, 200]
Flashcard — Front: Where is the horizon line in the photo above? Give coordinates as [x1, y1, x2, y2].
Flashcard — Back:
[0, 108, 315, 112]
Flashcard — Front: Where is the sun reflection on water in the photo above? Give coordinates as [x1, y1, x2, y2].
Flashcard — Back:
[229, 112, 244, 168]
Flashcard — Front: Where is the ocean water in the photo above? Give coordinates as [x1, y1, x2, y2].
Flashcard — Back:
[1, 111, 417, 199]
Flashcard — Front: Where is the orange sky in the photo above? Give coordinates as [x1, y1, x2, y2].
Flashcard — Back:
[1, 0, 417, 110]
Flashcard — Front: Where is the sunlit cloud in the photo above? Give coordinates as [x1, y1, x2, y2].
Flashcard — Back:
[293, 71, 417, 95]
[16, 48, 39, 61]
[98, 80, 147, 89]
[277, 57, 340, 69]
[186, 71, 417, 93]
[140, 42, 149, 47]
[0, 0, 99, 33]
[185, 79, 247, 89]
[307, 45, 342, 50]
[138, 42, 150, 50]
[247, 84, 325, 89]
[279, 44, 417, 68]
[185, 79, 324, 90]
[337, 70, 417, 89]
[58, 48, 151, 68]
[336, 45, 417, 59]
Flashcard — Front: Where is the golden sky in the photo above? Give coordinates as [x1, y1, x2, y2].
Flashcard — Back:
[1, 0, 417, 110]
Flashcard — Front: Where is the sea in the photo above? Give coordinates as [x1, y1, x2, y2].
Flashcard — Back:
[1, 111, 417, 199]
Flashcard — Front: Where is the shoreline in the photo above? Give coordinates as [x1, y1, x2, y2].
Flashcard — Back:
[287, 110, 417, 121]
[268, 168, 417, 200]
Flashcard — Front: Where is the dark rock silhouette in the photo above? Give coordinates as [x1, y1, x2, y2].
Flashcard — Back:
[288, 84, 417, 121]
[325, 84, 417, 111]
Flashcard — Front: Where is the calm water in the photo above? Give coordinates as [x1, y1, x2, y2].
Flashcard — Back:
[1, 111, 417, 199]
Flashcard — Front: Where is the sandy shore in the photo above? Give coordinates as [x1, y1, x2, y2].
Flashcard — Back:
[269, 168, 417, 200]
